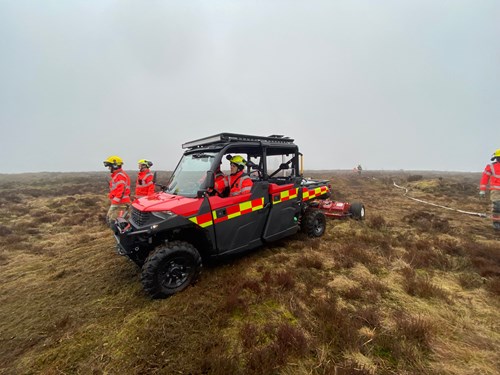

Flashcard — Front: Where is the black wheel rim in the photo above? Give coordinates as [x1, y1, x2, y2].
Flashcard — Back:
[158, 256, 193, 289]
[313, 217, 324, 235]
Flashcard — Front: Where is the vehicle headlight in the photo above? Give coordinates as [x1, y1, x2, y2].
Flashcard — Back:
[151, 211, 176, 220]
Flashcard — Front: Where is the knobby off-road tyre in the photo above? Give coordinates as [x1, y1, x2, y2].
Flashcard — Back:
[141, 241, 202, 299]
[349, 202, 365, 220]
[302, 208, 326, 237]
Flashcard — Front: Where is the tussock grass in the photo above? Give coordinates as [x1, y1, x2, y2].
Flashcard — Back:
[295, 253, 324, 269]
[400, 267, 450, 300]
[367, 214, 389, 230]
[404, 210, 452, 233]
[457, 271, 484, 290]
[0, 171, 498, 375]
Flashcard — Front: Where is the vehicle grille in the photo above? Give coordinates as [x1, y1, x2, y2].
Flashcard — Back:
[131, 208, 153, 227]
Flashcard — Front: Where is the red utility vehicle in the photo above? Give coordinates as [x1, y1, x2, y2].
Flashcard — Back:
[113, 133, 339, 298]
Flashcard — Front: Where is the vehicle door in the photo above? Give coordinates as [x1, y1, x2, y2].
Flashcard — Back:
[208, 150, 270, 255]
[262, 152, 301, 241]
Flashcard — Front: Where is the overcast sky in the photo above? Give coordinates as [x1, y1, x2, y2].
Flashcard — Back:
[0, 0, 498, 174]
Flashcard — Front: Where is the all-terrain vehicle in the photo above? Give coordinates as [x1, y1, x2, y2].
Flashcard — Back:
[113, 133, 333, 298]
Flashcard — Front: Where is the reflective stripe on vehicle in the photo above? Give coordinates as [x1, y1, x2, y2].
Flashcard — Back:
[302, 186, 329, 201]
[189, 212, 214, 228]
[272, 188, 299, 204]
[188, 197, 265, 228]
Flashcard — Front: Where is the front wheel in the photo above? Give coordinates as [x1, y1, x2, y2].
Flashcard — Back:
[349, 202, 365, 220]
[302, 208, 326, 237]
[141, 241, 202, 299]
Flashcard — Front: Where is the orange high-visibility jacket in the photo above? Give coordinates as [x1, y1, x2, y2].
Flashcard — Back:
[228, 170, 253, 196]
[480, 162, 500, 191]
[109, 169, 131, 204]
[135, 169, 155, 197]
[213, 171, 228, 195]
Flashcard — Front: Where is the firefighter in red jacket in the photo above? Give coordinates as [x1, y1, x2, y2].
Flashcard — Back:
[227, 155, 253, 196]
[479, 149, 500, 230]
[103, 155, 131, 227]
[135, 159, 155, 199]
[211, 161, 228, 196]
[211, 155, 252, 197]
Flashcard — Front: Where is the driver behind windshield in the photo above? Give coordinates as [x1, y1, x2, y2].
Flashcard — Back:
[211, 161, 228, 196]
[226, 155, 253, 196]
[211, 155, 253, 197]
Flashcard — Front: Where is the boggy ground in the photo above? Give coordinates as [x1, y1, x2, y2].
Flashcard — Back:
[0, 170, 498, 375]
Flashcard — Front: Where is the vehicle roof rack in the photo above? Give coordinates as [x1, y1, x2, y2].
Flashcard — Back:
[182, 132, 295, 149]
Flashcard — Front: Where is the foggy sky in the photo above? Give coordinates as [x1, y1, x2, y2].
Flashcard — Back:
[1, 0, 499, 174]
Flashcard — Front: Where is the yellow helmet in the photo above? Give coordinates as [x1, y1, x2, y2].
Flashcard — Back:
[491, 149, 500, 161]
[230, 155, 246, 167]
[103, 155, 123, 167]
[138, 159, 153, 168]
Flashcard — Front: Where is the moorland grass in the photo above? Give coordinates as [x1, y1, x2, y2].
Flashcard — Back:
[0, 171, 498, 374]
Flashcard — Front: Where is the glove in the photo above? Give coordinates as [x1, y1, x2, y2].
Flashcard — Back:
[479, 191, 486, 198]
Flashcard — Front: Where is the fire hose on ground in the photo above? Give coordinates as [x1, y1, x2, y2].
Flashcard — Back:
[392, 181, 488, 218]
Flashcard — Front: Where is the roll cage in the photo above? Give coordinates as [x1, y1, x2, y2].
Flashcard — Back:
[166, 133, 303, 197]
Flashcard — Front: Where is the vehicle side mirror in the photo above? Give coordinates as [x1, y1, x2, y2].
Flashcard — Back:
[197, 171, 214, 198]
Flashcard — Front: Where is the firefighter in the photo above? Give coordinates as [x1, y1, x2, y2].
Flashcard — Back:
[212, 161, 228, 196]
[103, 155, 131, 227]
[479, 149, 500, 230]
[228, 155, 253, 196]
[135, 159, 155, 199]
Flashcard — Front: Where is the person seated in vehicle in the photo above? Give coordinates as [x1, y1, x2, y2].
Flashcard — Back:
[211, 161, 228, 196]
[212, 155, 253, 197]
[227, 155, 253, 196]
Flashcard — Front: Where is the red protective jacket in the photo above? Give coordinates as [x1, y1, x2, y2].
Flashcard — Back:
[228, 170, 253, 196]
[213, 171, 228, 196]
[135, 169, 155, 197]
[480, 162, 500, 192]
[109, 168, 131, 205]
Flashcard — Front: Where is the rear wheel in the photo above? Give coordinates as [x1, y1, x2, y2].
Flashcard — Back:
[141, 241, 202, 299]
[302, 208, 326, 237]
[349, 202, 365, 220]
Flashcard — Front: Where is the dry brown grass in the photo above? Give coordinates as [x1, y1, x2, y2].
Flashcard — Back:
[0, 171, 498, 375]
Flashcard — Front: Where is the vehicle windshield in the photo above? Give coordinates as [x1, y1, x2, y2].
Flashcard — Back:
[166, 152, 218, 197]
